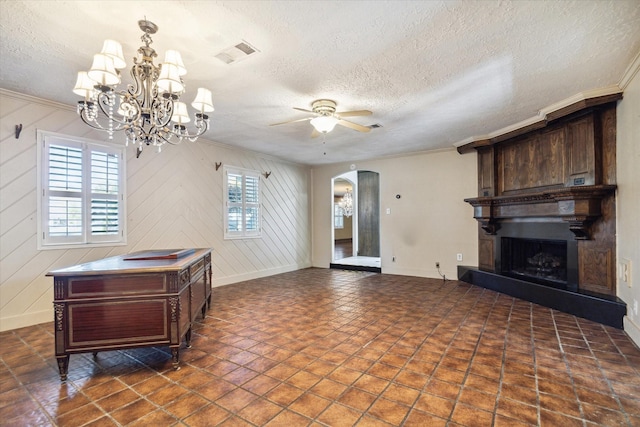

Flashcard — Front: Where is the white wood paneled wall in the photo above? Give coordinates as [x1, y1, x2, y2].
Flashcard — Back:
[0, 89, 312, 331]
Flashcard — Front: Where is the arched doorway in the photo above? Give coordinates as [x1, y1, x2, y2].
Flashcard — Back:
[331, 170, 381, 272]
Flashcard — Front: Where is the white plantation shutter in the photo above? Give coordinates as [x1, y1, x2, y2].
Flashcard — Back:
[47, 143, 84, 240]
[224, 166, 261, 239]
[38, 131, 126, 248]
[90, 150, 121, 240]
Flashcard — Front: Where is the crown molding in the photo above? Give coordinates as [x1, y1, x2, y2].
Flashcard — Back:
[619, 50, 640, 90]
[0, 88, 76, 112]
[454, 86, 623, 154]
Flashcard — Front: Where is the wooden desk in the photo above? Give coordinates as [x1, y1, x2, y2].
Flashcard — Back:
[47, 248, 212, 381]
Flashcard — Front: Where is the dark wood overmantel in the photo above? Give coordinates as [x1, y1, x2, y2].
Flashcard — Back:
[465, 184, 616, 239]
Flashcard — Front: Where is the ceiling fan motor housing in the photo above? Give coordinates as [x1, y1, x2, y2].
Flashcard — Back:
[312, 99, 337, 116]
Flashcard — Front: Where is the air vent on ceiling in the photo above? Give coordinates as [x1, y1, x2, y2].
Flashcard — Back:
[214, 40, 260, 64]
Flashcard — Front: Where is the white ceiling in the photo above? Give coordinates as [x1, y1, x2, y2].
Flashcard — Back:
[1, 1, 639, 165]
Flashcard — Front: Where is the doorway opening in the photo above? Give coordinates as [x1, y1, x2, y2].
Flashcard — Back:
[331, 171, 381, 272]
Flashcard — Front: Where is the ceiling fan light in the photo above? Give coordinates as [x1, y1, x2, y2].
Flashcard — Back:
[311, 116, 338, 133]
[163, 50, 187, 76]
[87, 53, 119, 86]
[191, 88, 214, 113]
[100, 39, 126, 69]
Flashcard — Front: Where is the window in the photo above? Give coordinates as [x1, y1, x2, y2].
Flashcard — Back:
[224, 166, 261, 239]
[334, 203, 344, 229]
[37, 131, 126, 249]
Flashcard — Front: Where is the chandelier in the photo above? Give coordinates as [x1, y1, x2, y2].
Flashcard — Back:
[73, 19, 214, 154]
[339, 189, 354, 217]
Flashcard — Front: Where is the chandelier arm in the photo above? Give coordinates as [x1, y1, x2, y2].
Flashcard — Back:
[78, 100, 127, 132]
[128, 63, 146, 99]
[165, 118, 209, 143]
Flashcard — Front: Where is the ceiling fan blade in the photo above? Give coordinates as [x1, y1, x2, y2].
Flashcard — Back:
[336, 110, 372, 118]
[311, 128, 321, 138]
[293, 107, 315, 114]
[269, 117, 312, 126]
[337, 119, 371, 133]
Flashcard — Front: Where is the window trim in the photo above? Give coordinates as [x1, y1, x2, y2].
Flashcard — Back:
[223, 166, 262, 240]
[37, 130, 127, 250]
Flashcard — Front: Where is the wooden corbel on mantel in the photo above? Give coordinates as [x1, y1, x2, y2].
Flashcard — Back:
[464, 184, 616, 240]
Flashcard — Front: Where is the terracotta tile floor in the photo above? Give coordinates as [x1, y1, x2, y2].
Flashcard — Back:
[2, 268, 640, 426]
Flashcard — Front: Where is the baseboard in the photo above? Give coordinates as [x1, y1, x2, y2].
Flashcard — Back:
[0, 309, 52, 332]
[381, 266, 457, 281]
[624, 316, 640, 348]
[212, 262, 312, 288]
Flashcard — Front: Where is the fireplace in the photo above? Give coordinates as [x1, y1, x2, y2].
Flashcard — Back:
[502, 237, 567, 288]
[459, 97, 626, 328]
[495, 221, 579, 292]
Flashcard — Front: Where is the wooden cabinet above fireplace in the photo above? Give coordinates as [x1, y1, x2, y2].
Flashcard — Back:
[461, 93, 620, 295]
[462, 93, 619, 237]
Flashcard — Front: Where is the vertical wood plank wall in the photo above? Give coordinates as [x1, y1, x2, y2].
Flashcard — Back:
[0, 90, 312, 331]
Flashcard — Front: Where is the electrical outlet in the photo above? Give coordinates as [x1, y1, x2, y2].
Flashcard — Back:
[456, 253, 463, 262]
[634, 299, 639, 317]
[620, 259, 632, 287]
[435, 262, 440, 269]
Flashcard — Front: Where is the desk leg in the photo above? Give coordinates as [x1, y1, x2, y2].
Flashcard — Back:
[57, 355, 69, 381]
[171, 347, 180, 370]
[186, 328, 192, 348]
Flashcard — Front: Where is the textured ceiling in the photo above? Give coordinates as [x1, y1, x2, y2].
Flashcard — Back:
[1, 1, 639, 165]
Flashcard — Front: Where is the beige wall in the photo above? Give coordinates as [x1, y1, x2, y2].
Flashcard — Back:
[617, 55, 640, 346]
[0, 90, 312, 331]
[312, 149, 478, 279]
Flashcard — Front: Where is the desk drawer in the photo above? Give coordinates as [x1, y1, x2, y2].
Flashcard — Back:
[68, 274, 166, 298]
[68, 299, 168, 348]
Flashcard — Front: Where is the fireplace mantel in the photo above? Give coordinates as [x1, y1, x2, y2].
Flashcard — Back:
[465, 184, 616, 239]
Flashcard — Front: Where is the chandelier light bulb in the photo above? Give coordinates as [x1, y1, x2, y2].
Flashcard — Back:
[157, 63, 185, 95]
[163, 50, 186, 76]
[73, 71, 96, 100]
[171, 102, 191, 124]
[100, 39, 126, 69]
[87, 53, 119, 87]
[191, 88, 215, 113]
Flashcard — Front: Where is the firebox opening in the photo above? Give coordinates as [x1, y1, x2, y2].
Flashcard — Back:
[501, 237, 568, 290]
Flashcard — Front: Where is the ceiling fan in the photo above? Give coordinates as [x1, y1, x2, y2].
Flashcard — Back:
[270, 99, 372, 137]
